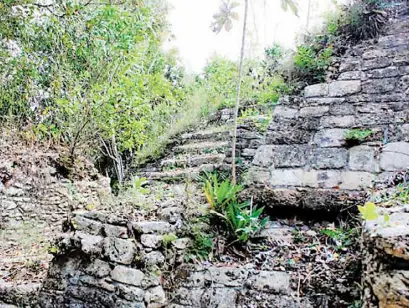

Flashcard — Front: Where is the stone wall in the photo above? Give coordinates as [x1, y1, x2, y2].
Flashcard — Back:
[27, 211, 308, 308]
[245, 15, 409, 211]
[0, 137, 111, 279]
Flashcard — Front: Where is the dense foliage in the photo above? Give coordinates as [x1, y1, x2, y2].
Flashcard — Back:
[0, 0, 188, 182]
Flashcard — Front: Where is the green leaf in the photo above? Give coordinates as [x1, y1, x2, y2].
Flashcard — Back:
[358, 202, 379, 221]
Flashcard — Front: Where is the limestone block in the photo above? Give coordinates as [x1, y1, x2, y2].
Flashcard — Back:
[329, 103, 355, 115]
[76, 232, 104, 255]
[143, 251, 165, 267]
[363, 57, 392, 70]
[303, 170, 342, 189]
[145, 286, 166, 306]
[380, 142, 409, 171]
[304, 97, 345, 106]
[338, 70, 366, 80]
[339, 171, 375, 190]
[201, 288, 237, 307]
[132, 221, 172, 234]
[103, 224, 128, 239]
[204, 267, 248, 287]
[304, 83, 328, 97]
[84, 259, 111, 278]
[244, 167, 270, 185]
[362, 49, 387, 59]
[270, 169, 304, 187]
[320, 115, 355, 128]
[117, 284, 145, 302]
[110, 265, 145, 287]
[103, 237, 135, 264]
[273, 106, 299, 119]
[339, 57, 361, 72]
[313, 129, 346, 147]
[349, 146, 379, 172]
[299, 106, 329, 117]
[248, 271, 290, 294]
[252, 145, 309, 168]
[310, 148, 348, 169]
[72, 216, 103, 235]
[141, 234, 163, 249]
[362, 78, 398, 93]
[366, 67, 399, 79]
[328, 80, 361, 97]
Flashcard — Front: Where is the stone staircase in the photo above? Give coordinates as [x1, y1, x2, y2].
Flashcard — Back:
[139, 123, 232, 183]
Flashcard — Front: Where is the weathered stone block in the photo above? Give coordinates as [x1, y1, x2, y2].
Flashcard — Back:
[310, 148, 348, 169]
[116, 284, 145, 302]
[303, 97, 345, 106]
[103, 237, 135, 264]
[380, 142, 409, 171]
[320, 115, 355, 128]
[304, 83, 328, 97]
[313, 129, 346, 147]
[328, 81, 361, 97]
[103, 224, 128, 239]
[338, 71, 366, 80]
[363, 57, 392, 70]
[303, 170, 342, 189]
[299, 106, 329, 117]
[273, 106, 299, 118]
[252, 145, 309, 168]
[248, 271, 290, 294]
[339, 57, 361, 72]
[132, 221, 172, 234]
[266, 130, 313, 145]
[201, 288, 237, 307]
[362, 78, 398, 93]
[143, 251, 165, 267]
[77, 232, 104, 255]
[362, 49, 387, 59]
[329, 104, 355, 115]
[244, 167, 270, 185]
[110, 265, 145, 287]
[349, 146, 379, 172]
[84, 259, 111, 278]
[145, 286, 166, 306]
[205, 267, 248, 287]
[270, 169, 304, 187]
[141, 234, 163, 249]
[339, 172, 375, 190]
[367, 67, 399, 79]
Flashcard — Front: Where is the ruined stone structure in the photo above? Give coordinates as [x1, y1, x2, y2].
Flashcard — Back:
[1, 1, 409, 307]
[246, 11, 409, 211]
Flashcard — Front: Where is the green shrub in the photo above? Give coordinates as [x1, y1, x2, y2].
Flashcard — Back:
[203, 172, 268, 242]
[293, 45, 333, 82]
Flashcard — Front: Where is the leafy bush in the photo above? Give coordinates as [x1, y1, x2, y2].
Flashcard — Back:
[293, 45, 333, 82]
[0, 1, 192, 182]
[203, 172, 268, 242]
[199, 57, 289, 109]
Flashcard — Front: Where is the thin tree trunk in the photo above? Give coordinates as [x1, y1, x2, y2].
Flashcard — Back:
[231, 0, 248, 185]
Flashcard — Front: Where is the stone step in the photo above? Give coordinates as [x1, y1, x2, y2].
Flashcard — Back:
[174, 141, 229, 154]
[143, 164, 216, 182]
[161, 153, 226, 169]
[181, 127, 231, 142]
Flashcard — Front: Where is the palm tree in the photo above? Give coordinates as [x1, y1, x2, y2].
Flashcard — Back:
[212, 0, 298, 184]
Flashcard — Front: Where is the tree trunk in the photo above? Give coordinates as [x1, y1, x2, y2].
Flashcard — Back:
[231, 0, 249, 185]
